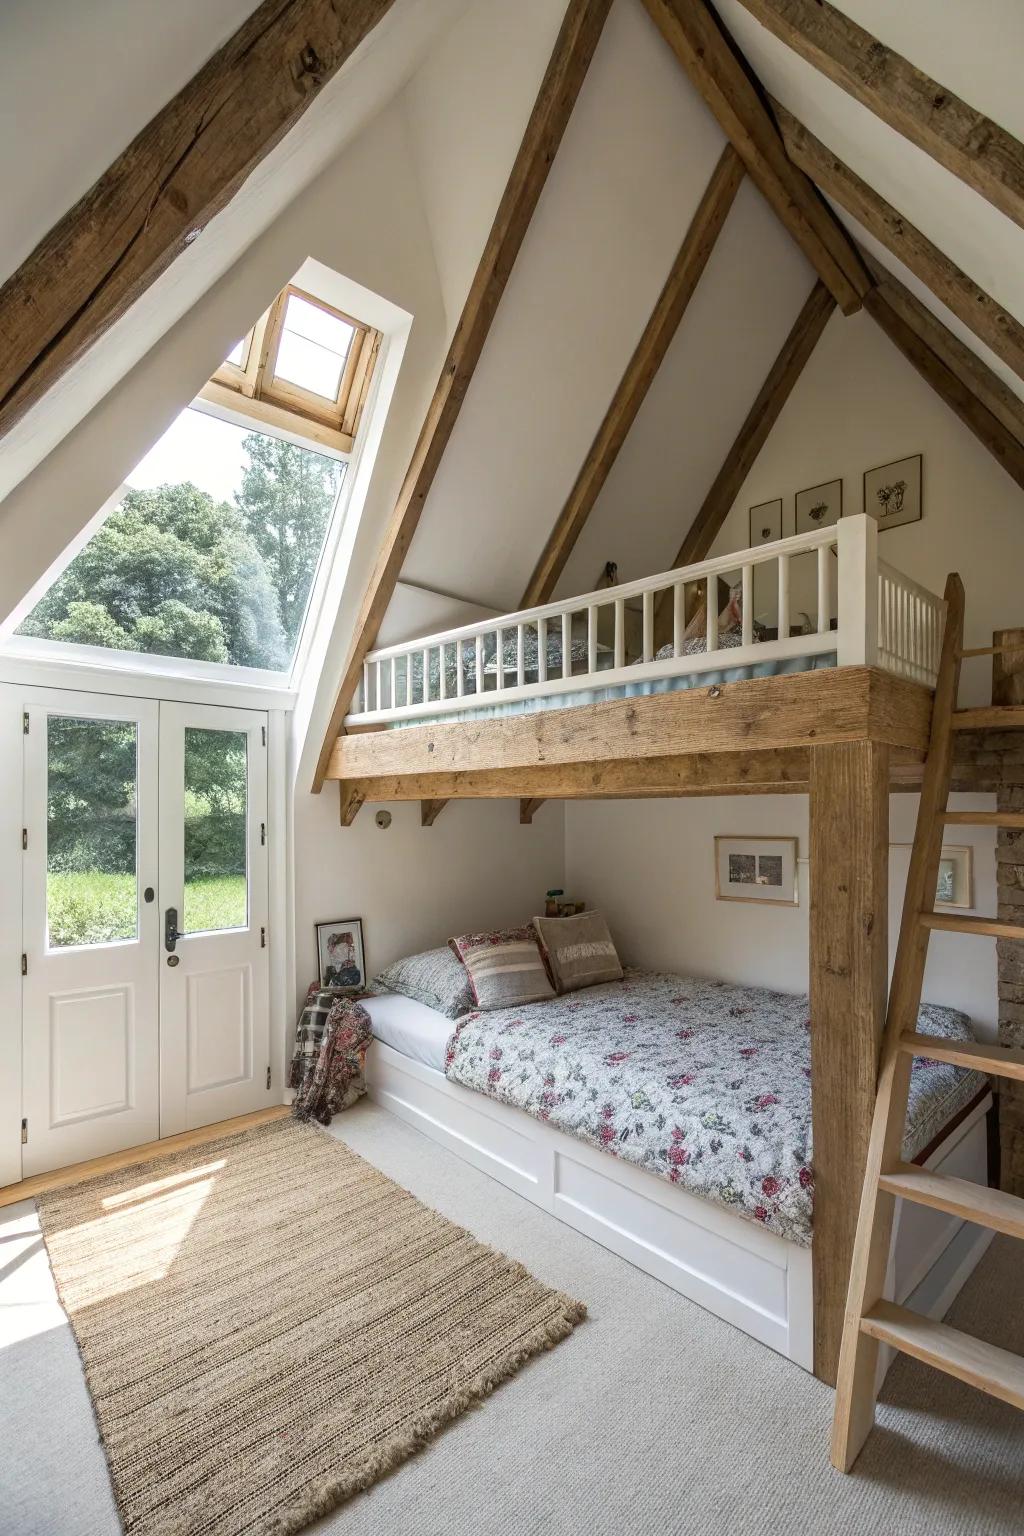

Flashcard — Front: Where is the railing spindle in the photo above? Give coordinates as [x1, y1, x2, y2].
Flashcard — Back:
[778, 555, 790, 640]
[517, 624, 525, 687]
[456, 639, 464, 697]
[588, 605, 597, 675]
[642, 591, 653, 663]
[376, 659, 383, 712]
[817, 545, 830, 634]
[496, 627, 505, 691]
[475, 633, 484, 695]
[742, 564, 753, 647]
[614, 598, 625, 669]
[673, 583, 685, 657]
[706, 576, 718, 653]
[439, 643, 447, 700]
[538, 617, 547, 683]
[562, 612, 573, 679]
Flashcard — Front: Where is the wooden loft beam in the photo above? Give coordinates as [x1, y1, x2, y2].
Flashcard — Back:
[520, 143, 746, 608]
[864, 261, 1024, 493]
[520, 798, 546, 823]
[773, 102, 1024, 388]
[420, 799, 447, 827]
[328, 667, 933, 782]
[734, 0, 1024, 233]
[0, 0, 397, 439]
[653, 279, 833, 643]
[639, 0, 868, 315]
[312, 0, 614, 792]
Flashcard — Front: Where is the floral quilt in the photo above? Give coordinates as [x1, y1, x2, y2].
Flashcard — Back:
[443, 970, 986, 1246]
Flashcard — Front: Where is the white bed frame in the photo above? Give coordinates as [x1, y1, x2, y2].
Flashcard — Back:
[366, 1042, 993, 1374]
[347, 514, 944, 727]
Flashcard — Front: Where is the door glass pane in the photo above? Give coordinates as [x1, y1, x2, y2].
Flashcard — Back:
[183, 728, 248, 933]
[47, 716, 138, 948]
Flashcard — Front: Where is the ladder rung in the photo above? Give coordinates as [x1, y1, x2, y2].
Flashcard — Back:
[878, 1161, 1024, 1239]
[920, 912, 1024, 940]
[957, 644, 1024, 659]
[900, 1031, 1024, 1081]
[941, 810, 1024, 828]
[860, 1301, 1024, 1410]
[952, 706, 1024, 730]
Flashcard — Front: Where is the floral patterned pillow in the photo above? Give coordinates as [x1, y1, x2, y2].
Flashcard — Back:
[449, 926, 555, 1010]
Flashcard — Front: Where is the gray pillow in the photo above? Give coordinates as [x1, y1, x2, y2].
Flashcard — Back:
[367, 945, 475, 1020]
[532, 912, 623, 993]
[448, 927, 555, 1010]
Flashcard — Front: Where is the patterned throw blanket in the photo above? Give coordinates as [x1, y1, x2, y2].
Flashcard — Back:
[289, 988, 373, 1125]
[444, 970, 985, 1245]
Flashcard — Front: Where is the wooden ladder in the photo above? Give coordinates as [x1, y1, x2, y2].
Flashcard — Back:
[831, 573, 1024, 1471]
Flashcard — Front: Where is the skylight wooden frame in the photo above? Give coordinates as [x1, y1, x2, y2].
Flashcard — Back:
[204, 284, 381, 455]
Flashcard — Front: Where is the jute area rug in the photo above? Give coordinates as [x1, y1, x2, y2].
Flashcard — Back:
[37, 1117, 585, 1536]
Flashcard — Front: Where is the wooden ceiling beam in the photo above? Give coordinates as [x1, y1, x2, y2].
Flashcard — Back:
[520, 142, 745, 608]
[734, 0, 1024, 232]
[653, 279, 833, 639]
[0, 0, 398, 440]
[773, 102, 1024, 389]
[313, 0, 614, 791]
[639, 0, 868, 315]
[864, 259, 1024, 493]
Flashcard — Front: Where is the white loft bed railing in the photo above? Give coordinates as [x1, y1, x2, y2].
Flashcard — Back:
[345, 514, 945, 727]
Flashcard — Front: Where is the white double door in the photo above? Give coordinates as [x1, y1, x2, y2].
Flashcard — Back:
[21, 690, 271, 1177]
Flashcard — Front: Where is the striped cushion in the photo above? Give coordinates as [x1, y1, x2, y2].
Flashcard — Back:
[532, 911, 623, 993]
[449, 927, 555, 1010]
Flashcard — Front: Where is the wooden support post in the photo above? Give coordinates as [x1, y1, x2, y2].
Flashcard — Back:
[993, 628, 1024, 1196]
[520, 798, 546, 824]
[809, 739, 889, 1384]
[339, 782, 365, 827]
[420, 799, 447, 827]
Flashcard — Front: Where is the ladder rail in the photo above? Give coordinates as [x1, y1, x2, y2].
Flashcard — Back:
[831, 572, 965, 1472]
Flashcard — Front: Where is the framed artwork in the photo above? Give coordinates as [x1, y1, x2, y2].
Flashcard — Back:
[714, 836, 799, 906]
[749, 498, 783, 547]
[864, 453, 922, 529]
[892, 843, 973, 910]
[795, 478, 842, 535]
[316, 917, 366, 992]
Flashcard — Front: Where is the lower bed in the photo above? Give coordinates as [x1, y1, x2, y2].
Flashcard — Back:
[362, 976, 994, 1372]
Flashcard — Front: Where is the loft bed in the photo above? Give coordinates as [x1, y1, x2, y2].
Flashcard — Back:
[324, 514, 959, 1385]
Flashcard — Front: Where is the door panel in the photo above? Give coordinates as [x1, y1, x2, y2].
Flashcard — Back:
[159, 702, 270, 1134]
[21, 692, 159, 1176]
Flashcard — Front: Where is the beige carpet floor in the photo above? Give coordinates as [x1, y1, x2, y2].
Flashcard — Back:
[34, 1118, 584, 1536]
[3, 1099, 1022, 1535]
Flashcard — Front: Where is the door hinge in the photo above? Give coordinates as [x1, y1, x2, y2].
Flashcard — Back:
[22, 711, 29, 735]
[20, 1118, 27, 1146]
[260, 926, 267, 949]
[261, 724, 266, 747]
[20, 954, 27, 976]
[266, 1066, 272, 1091]
[21, 828, 27, 851]
[260, 821, 266, 846]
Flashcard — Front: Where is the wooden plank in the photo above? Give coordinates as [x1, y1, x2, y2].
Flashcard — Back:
[420, 799, 447, 827]
[773, 102, 1024, 387]
[864, 279, 1024, 494]
[734, 0, 1024, 232]
[809, 740, 889, 1384]
[941, 810, 1024, 829]
[339, 780, 365, 827]
[640, 0, 868, 313]
[993, 627, 1024, 708]
[879, 1162, 1024, 1241]
[861, 1302, 1024, 1410]
[327, 667, 932, 782]
[519, 798, 546, 823]
[0, 1106, 289, 1210]
[866, 260, 1024, 450]
[312, 0, 615, 791]
[921, 912, 1024, 941]
[520, 143, 745, 606]
[335, 748, 812, 804]
[900, 1032, 1024, 1083]
[657, 281, 834, 621]
[953, 707, 1024, 731]
[0, 0, 397, 438]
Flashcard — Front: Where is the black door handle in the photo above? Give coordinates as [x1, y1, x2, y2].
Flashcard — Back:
[165, 907, 183, 952]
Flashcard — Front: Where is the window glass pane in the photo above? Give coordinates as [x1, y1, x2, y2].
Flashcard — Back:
[183, 728, 248, 934]
[18, 408, 345, 670]
[47, 716, 138, 948]
[273, 294, 354, 401]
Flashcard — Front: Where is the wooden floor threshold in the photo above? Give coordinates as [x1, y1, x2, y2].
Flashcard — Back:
[0, 1105, 290, 1209]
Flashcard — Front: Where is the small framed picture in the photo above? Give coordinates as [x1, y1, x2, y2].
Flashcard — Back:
[316, 918, 366, 992]
[795, 478, 842, 535]
[714, 836, 799, 906]
[864, 453, 922, 529]
[749, 498, 783, 547]
[936, 846, 973, 910]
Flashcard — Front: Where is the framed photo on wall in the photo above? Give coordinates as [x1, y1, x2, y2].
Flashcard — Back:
[864, 453, 922, 529]
[749, 498, 783, 547]
[316, 918, 366, 992]
[795, 478, 842, 535]
[714, 836, 799, 906]
[892, 843, 973, 911]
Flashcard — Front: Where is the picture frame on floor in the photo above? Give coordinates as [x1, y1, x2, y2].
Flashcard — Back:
[714, 836, 799, 905]
[316, 917, 366, 992]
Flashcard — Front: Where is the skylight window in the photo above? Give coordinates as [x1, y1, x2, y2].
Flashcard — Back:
[274, 293, 355, 400]
[224, 337, 248, 369]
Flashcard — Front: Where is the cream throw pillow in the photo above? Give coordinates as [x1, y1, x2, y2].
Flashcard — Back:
[532, 911, 623, 994]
